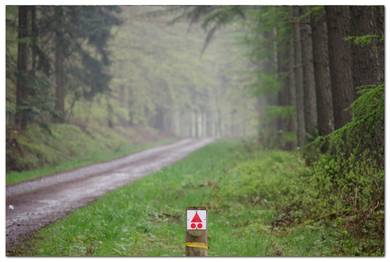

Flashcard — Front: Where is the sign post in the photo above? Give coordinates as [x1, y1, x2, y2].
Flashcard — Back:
[185, 207, 208, 256]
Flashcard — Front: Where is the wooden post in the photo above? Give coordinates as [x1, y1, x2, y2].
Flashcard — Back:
[185, 207, 208, 256]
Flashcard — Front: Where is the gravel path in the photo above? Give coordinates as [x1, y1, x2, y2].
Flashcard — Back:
[6, 138, 213, 253]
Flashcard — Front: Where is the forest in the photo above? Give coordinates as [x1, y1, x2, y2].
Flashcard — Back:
[5, 5, 385, 257]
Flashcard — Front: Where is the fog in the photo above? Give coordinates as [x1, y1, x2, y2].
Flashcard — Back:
[105, 6, 258, 138]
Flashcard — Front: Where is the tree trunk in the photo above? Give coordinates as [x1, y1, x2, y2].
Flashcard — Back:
[311, 9, 334, 135]
[127, 88, 135, 126]
[15, 6, 29, 130]
[30, 6, 37, 76]
[202, 111, 207, 137]
[191, 109, 198, 137]
[292, 7, 306, 146]
[106, 98, 113, 128]
[300, 8, 318, 137]
[276, 30, 289, 132]
[373, 6, 384, 83]
[350, 6, 381, 89]
[326, 6, 355, 129]
[54, 7, 65, 121]
[287, 30, 297, 149]
[262, 30, 277, 135]
[198, 110, 203, 138]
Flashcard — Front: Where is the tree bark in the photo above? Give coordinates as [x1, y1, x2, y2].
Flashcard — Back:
[326, 6, 355, 129]
[106, 98, 113, 128]
[373, 6, 384, 83]
[300, 8, 318, 137]
[54, 7, 65, 121]
[311, 9, 334, 135]
[30, 6, 37, 76]
[261, 30, 278, 140]
[15, 6, 29, 130]
[287, 30, 297, 149]
[276, 30, 289, 132]
[292, 7, 306, 146]
[350, 6, 381, 89]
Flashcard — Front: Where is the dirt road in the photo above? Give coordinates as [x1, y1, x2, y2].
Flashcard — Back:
[6, 138, 213, 253]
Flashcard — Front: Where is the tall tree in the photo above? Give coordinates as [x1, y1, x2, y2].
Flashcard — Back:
[54, 7, 65, 121]
[350, 6, 384, 89]
[326, 6, 355, 129]
[287, 30, 297, 148]
[276, 31, 289, 132]
[15, 6, 29, 130]
[30, 6, 37, 76]
[373, 6, 384, 83]
[300, 7, 317, 137]
[292, 6, 306, 146]
[40, 6, 121, 122]
[350, 6, 379, 89]
[311, 8, 334, 135]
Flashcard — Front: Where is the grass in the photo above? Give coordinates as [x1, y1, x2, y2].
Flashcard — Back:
[14, 140, 340, 256]
[6, 123, 174, 185]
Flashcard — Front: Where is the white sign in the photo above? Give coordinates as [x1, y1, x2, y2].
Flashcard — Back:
[187, 209, 207, 230]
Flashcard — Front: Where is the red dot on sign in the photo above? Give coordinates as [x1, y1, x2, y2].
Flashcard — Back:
[197, 223, 203, 229]
[191, 223, 196, 229]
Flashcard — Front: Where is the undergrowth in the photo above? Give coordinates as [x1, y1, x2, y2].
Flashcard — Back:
[296, 84, 385, 255]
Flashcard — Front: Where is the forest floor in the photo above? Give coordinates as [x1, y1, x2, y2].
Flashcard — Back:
[10, 140, 344, 256]
[6, 139, 213, 254]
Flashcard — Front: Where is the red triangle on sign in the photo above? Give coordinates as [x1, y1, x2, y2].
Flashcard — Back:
[191, 212, 202, 223]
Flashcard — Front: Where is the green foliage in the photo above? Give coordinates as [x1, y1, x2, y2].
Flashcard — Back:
[220, 150, 305, 205]
[297, 84, 385, 255]
[169, 6, 245, 52]
[266, 106, 295, 120]
[252, 73, 281, 95]
[305, 84, 384, 166]
[6, 6, 122, 128]
[285, 153, 384, 255]
[345, 35, 384, 47]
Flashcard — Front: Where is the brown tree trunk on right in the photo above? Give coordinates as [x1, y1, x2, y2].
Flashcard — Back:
[311, 9, 334, 135]
[276, 30, 289, 132]
[292, 7, 306, 146]
[326, 6, 355, 129]
[350, 6, 382, 89]
[15, 6, 29, 130]
[30, 6, 37, 76]
[287, 31, 297, 149]
[262, 30, 277, 134]
[300, 7, 318, 138]
[54, 7, 65, 122]
[373, 6, 384, 83]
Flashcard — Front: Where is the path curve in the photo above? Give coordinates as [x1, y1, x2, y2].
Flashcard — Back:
[6, 138, 213, 253]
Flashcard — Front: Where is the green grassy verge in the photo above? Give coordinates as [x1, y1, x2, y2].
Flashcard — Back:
[7, 123, 174, 185]
[14, 140, 342, 256]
